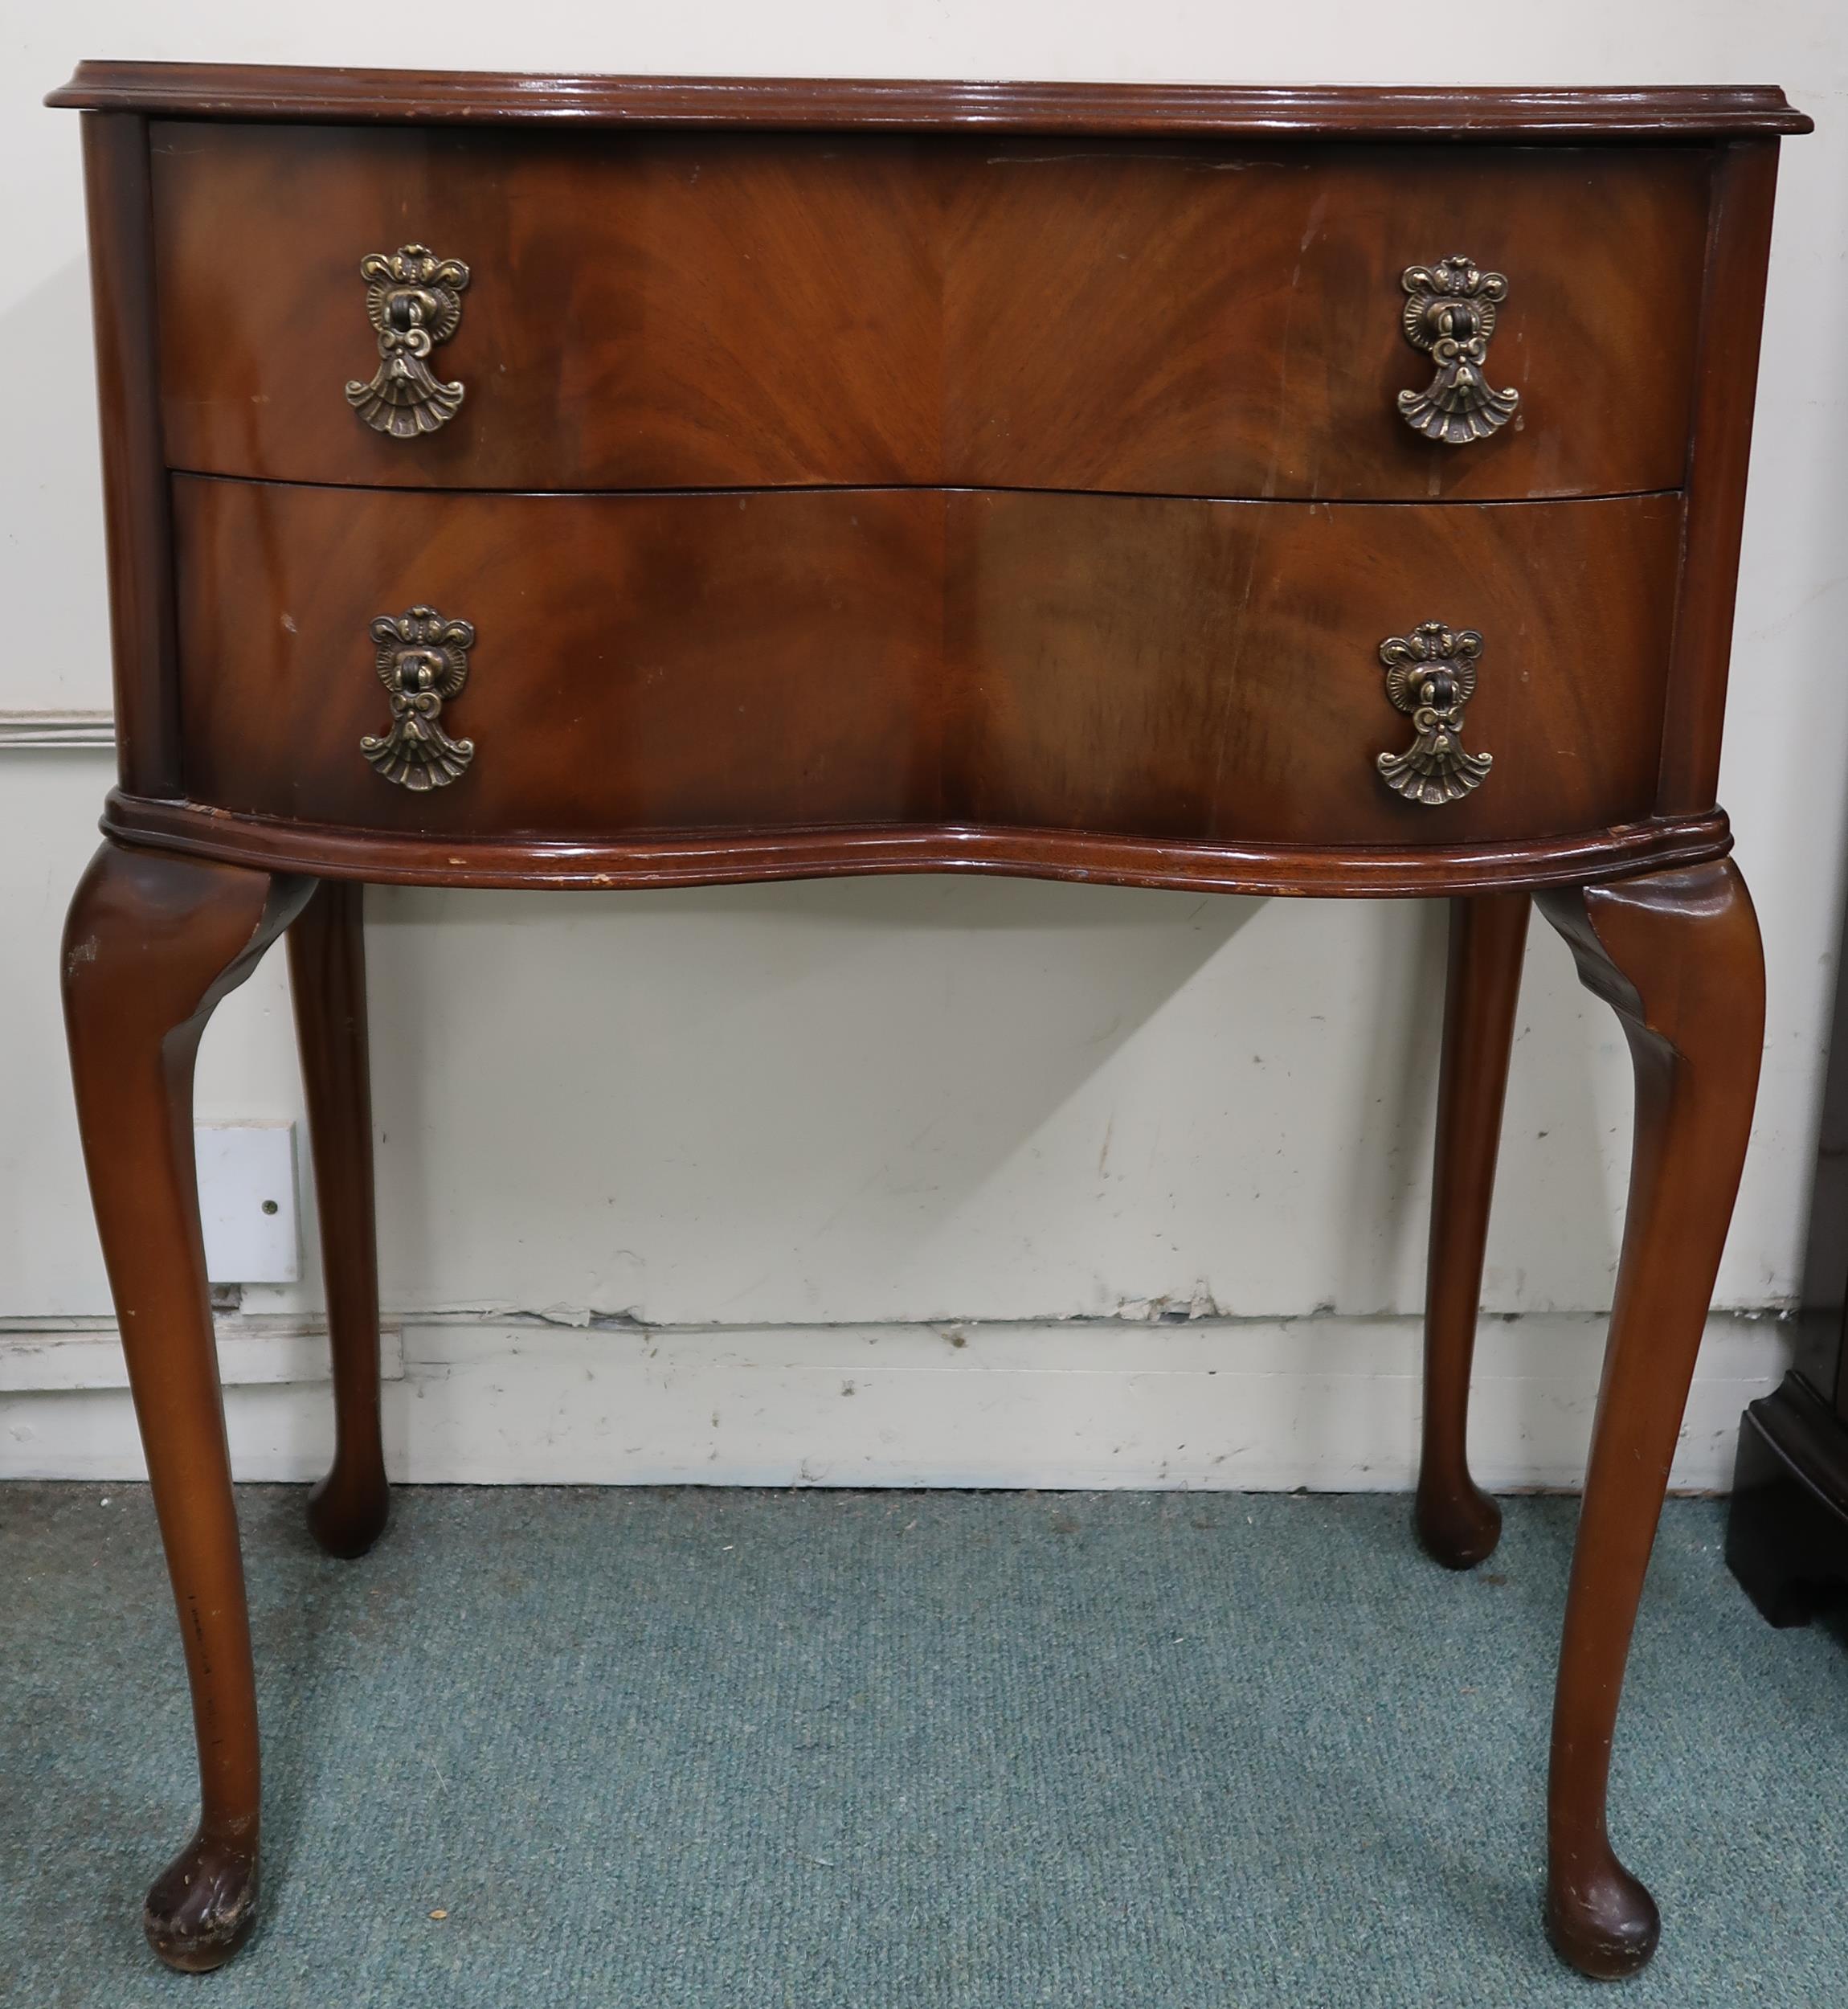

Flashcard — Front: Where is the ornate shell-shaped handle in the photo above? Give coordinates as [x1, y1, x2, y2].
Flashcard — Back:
[1376, 621, 1491, 805]
[361, 606, 476, 790]
[1396, 256, 1519, 444]
[345, 245, 470, 438]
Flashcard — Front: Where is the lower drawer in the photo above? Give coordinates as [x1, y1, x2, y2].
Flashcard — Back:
[171, 478, 1682, 848]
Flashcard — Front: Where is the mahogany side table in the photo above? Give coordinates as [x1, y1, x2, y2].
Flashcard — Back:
[47, 62, 1808, 1980]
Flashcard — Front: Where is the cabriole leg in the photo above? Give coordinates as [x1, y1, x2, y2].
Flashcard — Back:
[1417, 892, 1531, 1568]
[288, 881, 388, 1558]
[62, 841, 311, 1971]
[1535, 860, 1764, 1978]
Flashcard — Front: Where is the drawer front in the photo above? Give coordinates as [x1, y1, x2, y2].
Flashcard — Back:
[174, 481, 948, 835]
[174, 480, 1678, 847]
[153, 125, 1710, 501]
[954, 491, 1681, 845]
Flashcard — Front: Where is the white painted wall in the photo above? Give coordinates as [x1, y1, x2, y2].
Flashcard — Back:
[2, 3, 1844, 1487]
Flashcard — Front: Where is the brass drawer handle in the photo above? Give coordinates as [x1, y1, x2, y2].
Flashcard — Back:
[1397, 256, 1519, 444]
[361, 606, 476, 790]
[1376, 621, 1491, 804]
[345, 245, 471, 438]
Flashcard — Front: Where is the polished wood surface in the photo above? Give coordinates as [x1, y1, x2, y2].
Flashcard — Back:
[1658, 140, 1781, 814]
[951, 145, 1706, 504]
[174, 481, 945, 833]
[956, 491, 1679, 843]
[152, 125, 1710, 501]
[1535, 860, 1764, 1977]
[62, 843, 312, 1970]
[1417, 894, 1531, 1570]
[104, 791, 1736, 898]
[54, 68, 1803, 1982]
[172, 479, 1682, 846]
[61, 71, 1776, 892]
[80, 115, 178, 796]
[51, 63, 1813, 137]
[287, 882, 387, 1560]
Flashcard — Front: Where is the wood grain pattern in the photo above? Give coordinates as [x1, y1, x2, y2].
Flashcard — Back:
[953, 490, 1682, 844]
[149, 125, 1711, 501]
[170, 478, 1683, 851]
[151, 125, 940, 493]
[1658, 140, 1781, 812]
[951, 142, 1709, 502]
[50, 64, 1813, 138]
[80, 113, 181, 796]
[173, 480, 946, 837]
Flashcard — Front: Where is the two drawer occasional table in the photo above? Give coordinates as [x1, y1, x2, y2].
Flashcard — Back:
[47, 63, 1808, 1980]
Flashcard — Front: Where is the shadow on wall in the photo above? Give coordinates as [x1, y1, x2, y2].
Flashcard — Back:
[1337, 895, 1446, 1313]
[364, 874, 1262, 1324]
[2, 256, 111, 717]
[353, 877, 1626, 1332]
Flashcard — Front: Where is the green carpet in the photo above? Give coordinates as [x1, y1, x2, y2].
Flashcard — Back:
[3, 1484, 1846, 2007]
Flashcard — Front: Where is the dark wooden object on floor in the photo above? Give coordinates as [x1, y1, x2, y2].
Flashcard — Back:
[1729, 1371, 1848, 1623]
[1727, 853, 1848, 1623]
[49, 61, 1805, 1982]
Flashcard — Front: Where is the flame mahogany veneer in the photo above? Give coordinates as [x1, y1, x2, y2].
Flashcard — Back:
[170, 481, 1684, 849]
[142, 125, 1713, 501]
[50, 60, 1806, 1982]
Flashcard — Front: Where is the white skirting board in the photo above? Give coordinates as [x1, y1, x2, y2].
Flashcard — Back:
[0, 1311, 1792, 1491]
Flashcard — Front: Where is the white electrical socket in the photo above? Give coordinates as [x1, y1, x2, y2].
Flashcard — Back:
[194, 1122, 301, 1283]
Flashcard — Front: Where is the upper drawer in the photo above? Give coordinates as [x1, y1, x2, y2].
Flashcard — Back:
[149, 124, 1713, 501]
